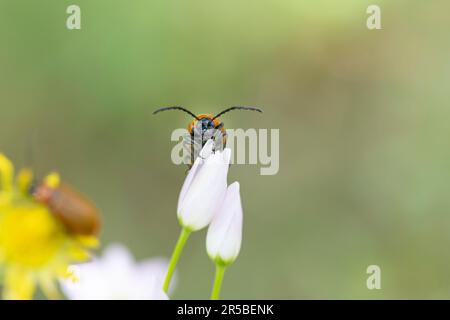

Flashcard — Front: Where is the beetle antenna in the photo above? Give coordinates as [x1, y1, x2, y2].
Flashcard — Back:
[212, 106, 263, 120]
[153, 106, 199, 120]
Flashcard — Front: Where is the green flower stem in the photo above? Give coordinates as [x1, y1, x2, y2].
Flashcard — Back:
[210, 263, 226, 300]
[163, 227, 191, 293]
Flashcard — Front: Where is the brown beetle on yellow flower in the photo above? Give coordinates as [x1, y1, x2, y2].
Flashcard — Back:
[0, 154, 100, 300]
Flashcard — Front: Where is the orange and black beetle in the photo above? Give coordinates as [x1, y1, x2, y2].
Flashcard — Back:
[32, 181, 101, 236]
[153, 106, 263, 167]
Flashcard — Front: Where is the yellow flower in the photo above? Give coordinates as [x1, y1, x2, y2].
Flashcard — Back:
[0, 154, 99, 300]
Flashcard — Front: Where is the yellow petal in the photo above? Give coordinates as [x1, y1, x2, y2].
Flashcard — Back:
[17, 168, 34, 196]
[44, 172, 60, 188]
[62, 265, 80, 283]
[67, 245, 91, 261]
[75, 235, 100, 249]
[0, 154, 14, 192]
[3, 266, 36, 300]
[39, 275, 62, 300]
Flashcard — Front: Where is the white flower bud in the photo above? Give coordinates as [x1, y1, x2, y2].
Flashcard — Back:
[206, 182, 243, 265]
[177, 140, 231, 231]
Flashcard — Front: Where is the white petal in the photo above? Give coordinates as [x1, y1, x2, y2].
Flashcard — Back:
[177, 158, 202, 211]
[135, 257, 175, 294]
[60, 244, 169, 300]
[102, 243, 135, 269]
[130, 274, 168, 300]
[61, 262, 113, 300]
[177, 140, 214, 211]
[222, 148, 232, 165]
[178, 151, 229, 230]
[206, 182, 243, 264]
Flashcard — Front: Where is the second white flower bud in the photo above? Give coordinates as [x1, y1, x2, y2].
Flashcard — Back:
[206, 182, 243, 265]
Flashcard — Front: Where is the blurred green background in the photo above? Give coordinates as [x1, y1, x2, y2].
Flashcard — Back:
[1, 0, 450, 299]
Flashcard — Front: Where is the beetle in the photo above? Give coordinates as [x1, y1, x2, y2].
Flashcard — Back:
[153, 106, 263, 167]
[32, 181, 101, 236]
